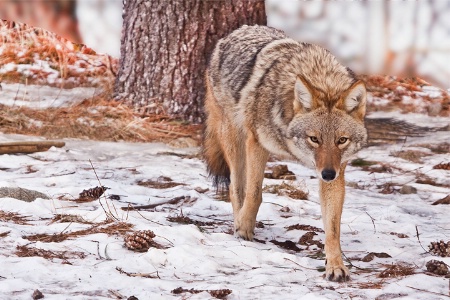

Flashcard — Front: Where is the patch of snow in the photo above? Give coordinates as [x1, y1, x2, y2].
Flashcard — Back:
[0, 107, 449, 299]
[0, 83, 99, 108]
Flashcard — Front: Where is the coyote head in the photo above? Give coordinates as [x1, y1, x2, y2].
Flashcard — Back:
[286, 76, 368, 182]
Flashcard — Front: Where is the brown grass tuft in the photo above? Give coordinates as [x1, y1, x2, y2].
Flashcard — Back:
[263, 181, 308, 200]
[378, 263, 416, 278]
[137, 176, 186, 189]
[15, 245, 86, 263]
[23, 221, 133, 243]
[0, 210, 30, 225]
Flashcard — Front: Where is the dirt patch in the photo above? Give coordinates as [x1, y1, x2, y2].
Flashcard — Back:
[270, 239, 302, 252]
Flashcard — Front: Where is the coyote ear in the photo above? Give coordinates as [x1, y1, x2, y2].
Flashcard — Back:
[344, 81, 366, 120]
[294, 76, 313, 111]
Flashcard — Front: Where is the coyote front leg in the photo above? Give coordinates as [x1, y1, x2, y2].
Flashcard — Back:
[320, 163, 349, 282]
[235, 131, 269, 240]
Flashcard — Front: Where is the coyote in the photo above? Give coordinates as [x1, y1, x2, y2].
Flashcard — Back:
[203, 25, 367, 282]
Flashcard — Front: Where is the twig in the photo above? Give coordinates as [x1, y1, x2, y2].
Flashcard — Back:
[132, 208, 164, 226]
[365, 211, 376, 233]
[115, 266, 160, 279]
[89, 159, 120, 221]
[121, 196, 186, 211]
[415, 225, 430, 253]
[93, 240, 103, 260]
[342, 252, 380, 272]
[406, 286, 450, 298]
[0, 140, 65, 154]
[284, 257, 318, 270]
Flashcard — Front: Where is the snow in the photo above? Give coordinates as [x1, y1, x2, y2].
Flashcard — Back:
[0, 102, 449, 299]
[0, 83, 99, 109]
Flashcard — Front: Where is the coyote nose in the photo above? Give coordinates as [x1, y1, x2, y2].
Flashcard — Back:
[321, 169, 336, 181]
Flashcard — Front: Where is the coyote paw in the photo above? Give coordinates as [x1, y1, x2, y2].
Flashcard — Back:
[234, 214, 255, 241]
[324, 261, 350, 282]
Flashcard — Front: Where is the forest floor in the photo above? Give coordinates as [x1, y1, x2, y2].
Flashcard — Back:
[0, 20, 450, 300]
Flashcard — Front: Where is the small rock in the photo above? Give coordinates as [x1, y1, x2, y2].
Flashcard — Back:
[362, 252, 392, 262]
[279, 206, 290, 213]
[426, 259, 448, 276]
[0, 187, 50, 202]
[272, 165, 289, 179]
[32, 289, 44, 300]
[399, 185, 417, 194]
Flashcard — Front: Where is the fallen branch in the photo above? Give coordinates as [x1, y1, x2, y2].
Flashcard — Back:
[0, 141, 65, 154]
[115, 267, 160, 279]
[406, 286, 450, 298]
[121, 196, 186, 211]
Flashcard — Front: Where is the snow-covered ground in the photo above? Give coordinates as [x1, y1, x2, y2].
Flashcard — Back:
[0, 83, 99, 109]
[0, 106, 449, 299]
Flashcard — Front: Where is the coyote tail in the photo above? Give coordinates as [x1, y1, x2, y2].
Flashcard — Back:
[203, 127, 230, 191]
[203, 71, 230, 192]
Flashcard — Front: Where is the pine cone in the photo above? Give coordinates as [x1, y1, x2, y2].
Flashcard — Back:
[426, 260, 449, 276]
[428, 240, 450, 257]
[433, 162, 450, 170]
[124, 230, 156, 252]
[79, 186, 108, 200]
[209, 289, 232, 299]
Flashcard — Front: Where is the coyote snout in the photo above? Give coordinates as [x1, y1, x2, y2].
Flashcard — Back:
[321, 169, 336, 181]
[203, 25, 367, 282]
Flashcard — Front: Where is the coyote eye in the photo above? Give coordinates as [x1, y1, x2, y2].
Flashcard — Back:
[338, 137, 348, 144]
[309, 136, 319, 143]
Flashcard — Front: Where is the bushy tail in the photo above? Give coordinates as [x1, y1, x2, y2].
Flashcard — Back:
[203, 126, 230, 192]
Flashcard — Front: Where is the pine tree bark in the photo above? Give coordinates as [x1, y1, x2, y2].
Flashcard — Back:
[114, 0, 266, 123]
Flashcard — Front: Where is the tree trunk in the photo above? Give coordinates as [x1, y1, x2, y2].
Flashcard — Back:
[114, 0, 266, 123]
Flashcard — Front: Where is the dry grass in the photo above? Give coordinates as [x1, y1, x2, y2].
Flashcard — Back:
[0, 93, 202, 143]
[285, 224, 324, 233]
[137, 176, 186, 189]
[263, 181, 308, 200]
[23, 221, 133, 243]
[0, 20, 202, 143]
[15, 244, 87, 263]
[0, 19, 116, 88]
[361, 75, 450, 116]
[0, 210, 30, 225]
[378, 263, 416, 278]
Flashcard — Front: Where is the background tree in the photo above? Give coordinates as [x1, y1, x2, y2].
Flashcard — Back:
[114, 0, 266, 123]
[0, 0, 81, 43]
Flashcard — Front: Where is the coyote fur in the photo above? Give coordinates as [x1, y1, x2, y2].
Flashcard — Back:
[203, 25, 367, 282]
